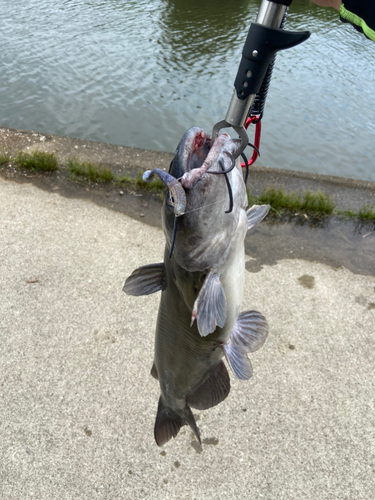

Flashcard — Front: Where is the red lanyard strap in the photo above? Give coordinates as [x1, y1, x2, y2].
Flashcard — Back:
[240, 116, 262, 168]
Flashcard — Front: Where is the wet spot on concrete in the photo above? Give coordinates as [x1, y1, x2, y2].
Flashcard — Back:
[245, 218, 375, 277]
[245, 260, 263, 273]
[160, 450, 166, 457]
[174, 461, 180, 468]
[163, 479, 168, 485]
[298, 275, 315, 289]
[368, 302, 375, 310]
[190, 441, 202, 454]
[84, 427, 92, 437]
[289, 344, 296, 350]
[355, 294, 367, 306]
[203, 437, 219, 446]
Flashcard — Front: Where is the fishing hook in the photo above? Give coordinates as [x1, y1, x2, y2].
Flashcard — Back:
[241, 151, 249, 185]
[205, 155, 236, 176]
[248, 142, 260, 157]
[218, 158, 233, 214]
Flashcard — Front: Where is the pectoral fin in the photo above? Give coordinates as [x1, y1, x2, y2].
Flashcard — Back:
[246, 204, 270, 231]
[222, 343, 253, 381]
[191, 271, 227, 337]
[187, 361, 230, 410]
[231, 310, 269, 352]
[123, 263, 166, 296]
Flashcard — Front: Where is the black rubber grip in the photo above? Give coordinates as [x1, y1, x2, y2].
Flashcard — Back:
[234, 23, 310, 99]
[268, 0, 293, 6]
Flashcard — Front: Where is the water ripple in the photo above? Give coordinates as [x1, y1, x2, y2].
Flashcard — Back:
[0, 0, 374, 180]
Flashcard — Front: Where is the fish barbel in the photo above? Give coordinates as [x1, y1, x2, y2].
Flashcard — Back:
[124, 127, 270, 446]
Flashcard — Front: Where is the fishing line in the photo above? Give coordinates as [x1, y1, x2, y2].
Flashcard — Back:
[179, 196, 229, 216]
[168, 197, 227, 257]
[169, 216, 179, 259]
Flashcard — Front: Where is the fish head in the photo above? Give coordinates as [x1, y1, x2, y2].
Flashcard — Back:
[162, 127, 248, 271]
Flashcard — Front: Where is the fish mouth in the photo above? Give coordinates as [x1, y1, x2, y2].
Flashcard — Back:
[185, 129, 212, 173]
[169, 127, 212, 180]
[180, 130, 237, 191]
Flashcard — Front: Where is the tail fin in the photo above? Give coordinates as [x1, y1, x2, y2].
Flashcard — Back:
[183, 404, 201, 445]
[154, 397, 201, 446]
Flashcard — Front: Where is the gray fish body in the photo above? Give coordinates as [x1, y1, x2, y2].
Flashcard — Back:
[154, 129, 247, 434]
[124, 127, 270, 446]
[155, 215, 246, 410]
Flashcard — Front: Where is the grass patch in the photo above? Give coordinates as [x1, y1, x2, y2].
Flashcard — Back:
[15, 150, 58, 171]
[336, 209, 357, 220]
[334, 206, 375, 223]
[249, 188, 335, 216]
[357, 204, 375, 221]
[250, 187, 375, 224]
[0, 149, 10, 165]
[67, 158, 114, 182]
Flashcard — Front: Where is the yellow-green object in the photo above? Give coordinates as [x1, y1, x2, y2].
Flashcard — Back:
[340, 3, 375, 42]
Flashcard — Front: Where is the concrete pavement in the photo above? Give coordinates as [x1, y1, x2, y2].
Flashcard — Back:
[0, 176, 374, 499]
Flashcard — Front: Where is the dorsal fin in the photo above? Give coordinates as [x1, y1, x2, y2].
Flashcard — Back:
[150, 362, 158, 380]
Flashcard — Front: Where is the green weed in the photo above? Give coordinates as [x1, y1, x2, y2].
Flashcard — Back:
[67, 158, 114, 182]
[15, 150, 58, 171]
[250, 188, 335, 216]
[0, 149, 10, 165]
[357, 204, 375, 221]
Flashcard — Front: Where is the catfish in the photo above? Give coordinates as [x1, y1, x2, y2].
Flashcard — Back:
[124, 127, 269, 446]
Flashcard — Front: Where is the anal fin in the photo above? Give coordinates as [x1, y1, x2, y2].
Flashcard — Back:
[187, 361, 230, 410]
[246, 204, 270, 231]
[192, 271, 227, 337]
[123, 263, 166, 296]
[231, 310, 269, 352]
